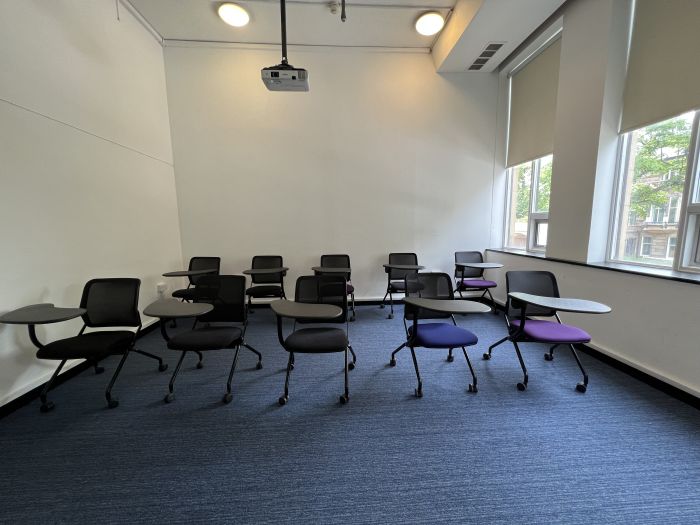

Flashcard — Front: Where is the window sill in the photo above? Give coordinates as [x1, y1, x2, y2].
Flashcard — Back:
[487, 248, 700, 286]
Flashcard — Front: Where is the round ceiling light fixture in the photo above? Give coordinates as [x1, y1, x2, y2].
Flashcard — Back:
[218, 3, 250, 27]
[415, 12, 445, 36]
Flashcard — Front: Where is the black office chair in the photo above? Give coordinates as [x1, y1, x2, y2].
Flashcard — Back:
[316, 254, 356, 321]
[164, 275, 262, 404]
[389, 273, 478, 396]
[245, 255, 287, 311]
[35, 278, 167, 412]
[454, 251, 498, 313]
[275, 275, 353, 406]
[484, 271, 590, 392]
[172, 256, 221, 301]
[381, 252, 419, 319]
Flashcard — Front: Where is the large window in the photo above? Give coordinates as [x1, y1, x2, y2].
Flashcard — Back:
[609, 111, 700, 270]
[505, 155, 552, 251]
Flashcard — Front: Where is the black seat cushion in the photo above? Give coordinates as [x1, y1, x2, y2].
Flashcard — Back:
[284, 327, 348, 353]
[246, 285, 283, 298]
[167, 326, 242, 351]
[172, 288, 204, 300]
[36, 331, 135, 360]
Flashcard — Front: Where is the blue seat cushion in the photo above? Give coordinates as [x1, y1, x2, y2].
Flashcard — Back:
[458, 279, 497, 289]
[511, 319, 590, 343]
[36, 331, 135, 360]
[167, 326, 243, 351]
[408, 323, 478, 348]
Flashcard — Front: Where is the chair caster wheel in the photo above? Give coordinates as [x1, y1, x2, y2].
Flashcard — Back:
[517, 382, 527, 391]
[576, 383, 587, 393]
[350, 315, 356, 322]
[544, 353, 553, 361]
[256, 361, 263, 370]
[414, 388, 423, 398]
[164, 393, 174, 403]
[107, 398, 119, 409]
[483, 353, 491, 360]
[278, 396, 288, 406]
[40, 401, 55, 413]
[222, 393, 233, 404]
[94, 366, 105, 374]
[339, 394, 349, 404]
[290, 363, 295, 370]
[446, 355, 454, 363]
[196, 362, 204, 369]
[159, 363, 168, 372]
[468, 384, 477, 393]
[387, 313, 394, 319]
[389, 358, 397, 367]
[379, 304, 385, 309]
[348, 362, 355, 371]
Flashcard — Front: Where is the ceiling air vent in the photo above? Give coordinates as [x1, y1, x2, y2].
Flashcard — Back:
[468, 42, 505, 71]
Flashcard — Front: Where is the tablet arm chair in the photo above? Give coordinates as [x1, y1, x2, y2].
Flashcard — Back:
[163, 275, 261, 404]
[317, 254, 356, 321]
[454, 251, 498, 314]
[36, 278, 167, 412]
[172, 256, 221, 301]
[484, 271, 590, 392]
[390, 273, 479, 397]
[275, 275, 352, 406]
[245, 255, 287, 312]
[381, 252, 419, 319]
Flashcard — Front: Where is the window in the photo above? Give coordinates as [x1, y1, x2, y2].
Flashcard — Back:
[609, 111, 700, 270]
[505, 154, 552, 251]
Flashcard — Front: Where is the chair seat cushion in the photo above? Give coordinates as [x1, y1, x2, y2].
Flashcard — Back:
[246, 285, 283, 298]
[284, 327, 348, 353]
[408, 323, 478, 348]
[346, 283, 354, 294]
[167, 326, 243, 351]
[36, 331, 135, 360]
[389, 281, 424, 293]
[459, 279, 497, 289]
[172, 287, 206, 300]
[511, 319, 591, 343]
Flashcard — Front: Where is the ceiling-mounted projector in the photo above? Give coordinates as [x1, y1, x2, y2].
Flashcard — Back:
[262, 0, 309, 92]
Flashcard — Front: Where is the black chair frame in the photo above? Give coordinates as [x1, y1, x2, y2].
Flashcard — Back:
[380, 252, 419, 319]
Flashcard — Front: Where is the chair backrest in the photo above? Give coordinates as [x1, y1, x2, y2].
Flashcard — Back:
[319, 254, 351, 281]
[195, 275, 247, 324]
[506, 271, 559, 318]
[80, 278, 141, 328]
[404, 272, 453, 321]
[454, 251, 483, 279]
[388, 252, 418, 281]
[188, 256, 221, 285]
[251, 255, 285, 284]
[295, 275, 348, 323]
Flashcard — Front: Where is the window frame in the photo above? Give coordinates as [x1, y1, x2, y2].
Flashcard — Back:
[607, 110, 700, 273]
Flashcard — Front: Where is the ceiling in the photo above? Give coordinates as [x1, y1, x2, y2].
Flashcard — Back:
[127, 0, 566, 71]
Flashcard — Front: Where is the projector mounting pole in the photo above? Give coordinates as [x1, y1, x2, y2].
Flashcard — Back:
[280, 0, 288, 65]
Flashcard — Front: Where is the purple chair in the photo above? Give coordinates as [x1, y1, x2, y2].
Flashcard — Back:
[454, 251, 497, 312]
[484, 271, 590, 392]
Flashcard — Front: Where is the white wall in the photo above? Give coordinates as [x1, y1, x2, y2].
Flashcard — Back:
[0, 0, 183, 406]
[163, 44, 499, 299]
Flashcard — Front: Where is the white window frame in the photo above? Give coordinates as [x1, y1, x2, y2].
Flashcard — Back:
[608, 110, 700, 273]
[666, 236, 677, 259]
[640, 236, 653, 257]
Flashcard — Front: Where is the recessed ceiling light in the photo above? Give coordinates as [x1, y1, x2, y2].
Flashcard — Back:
[415, 12, 444, 36]
[218, 3, 250, 27]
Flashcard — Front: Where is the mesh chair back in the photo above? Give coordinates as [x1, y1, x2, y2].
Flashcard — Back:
[188, 257, 221, 285]
[319, 254, 351, 281]
[506, 271, 559, 318]
[195, 275, 246, 323]
[388, 252, 418, 281]
[454, 251, 483, 279]
[404, 272, 453, 320]
[80, 278, 141, 328]
[251, 255, 284, 284]
[295, 275, 348, 323]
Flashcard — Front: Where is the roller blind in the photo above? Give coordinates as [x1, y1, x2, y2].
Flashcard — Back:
[621, 0, 700, 133]
[507, 38, 561, 168]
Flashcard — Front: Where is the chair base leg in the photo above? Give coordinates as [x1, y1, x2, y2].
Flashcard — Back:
[348, 345, 357, 370]
[243, 343, 263, 369]
[569, 344, 589, 393]
[485, 335, 509, 360]
[195, 351, 204, 369]
[339, 348, 350, 404]
[409, 347, 423, 397]
[390, 342, 406, 366]
[39, 360, 66, 413]
[484, 289, 499, 315]
[462, 347, 478, 393]
[513, 341, 529, 391]
[105, 348, 132, 409]
[165, 351, 187, 403]
[447, 348, 454, 362]
[349, 292, 356, 321]
[223, 346, 240, 404]
[544, 344, 558, 361]
[134, 349, 168, 371]
[279, 352, 294, 406]
[388, 291, 394, 319]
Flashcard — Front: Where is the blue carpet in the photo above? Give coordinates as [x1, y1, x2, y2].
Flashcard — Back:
[1, 305, 699, 524]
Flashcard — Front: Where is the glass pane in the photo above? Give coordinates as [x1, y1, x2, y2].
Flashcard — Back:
[534, 155, 553, 213]
[535, 221, 548, 247]
[612, 112, 694, 267]
[506, 162, 532, 249]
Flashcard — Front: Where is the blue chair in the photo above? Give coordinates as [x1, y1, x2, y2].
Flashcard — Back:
[389, 273, 479, 397]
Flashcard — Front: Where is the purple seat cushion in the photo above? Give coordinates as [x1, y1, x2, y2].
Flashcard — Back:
[511, 319, 591, 343]
[346, 283, 354, 294]
[459, 279, 497, 289]
[408, 322, 478, 348]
